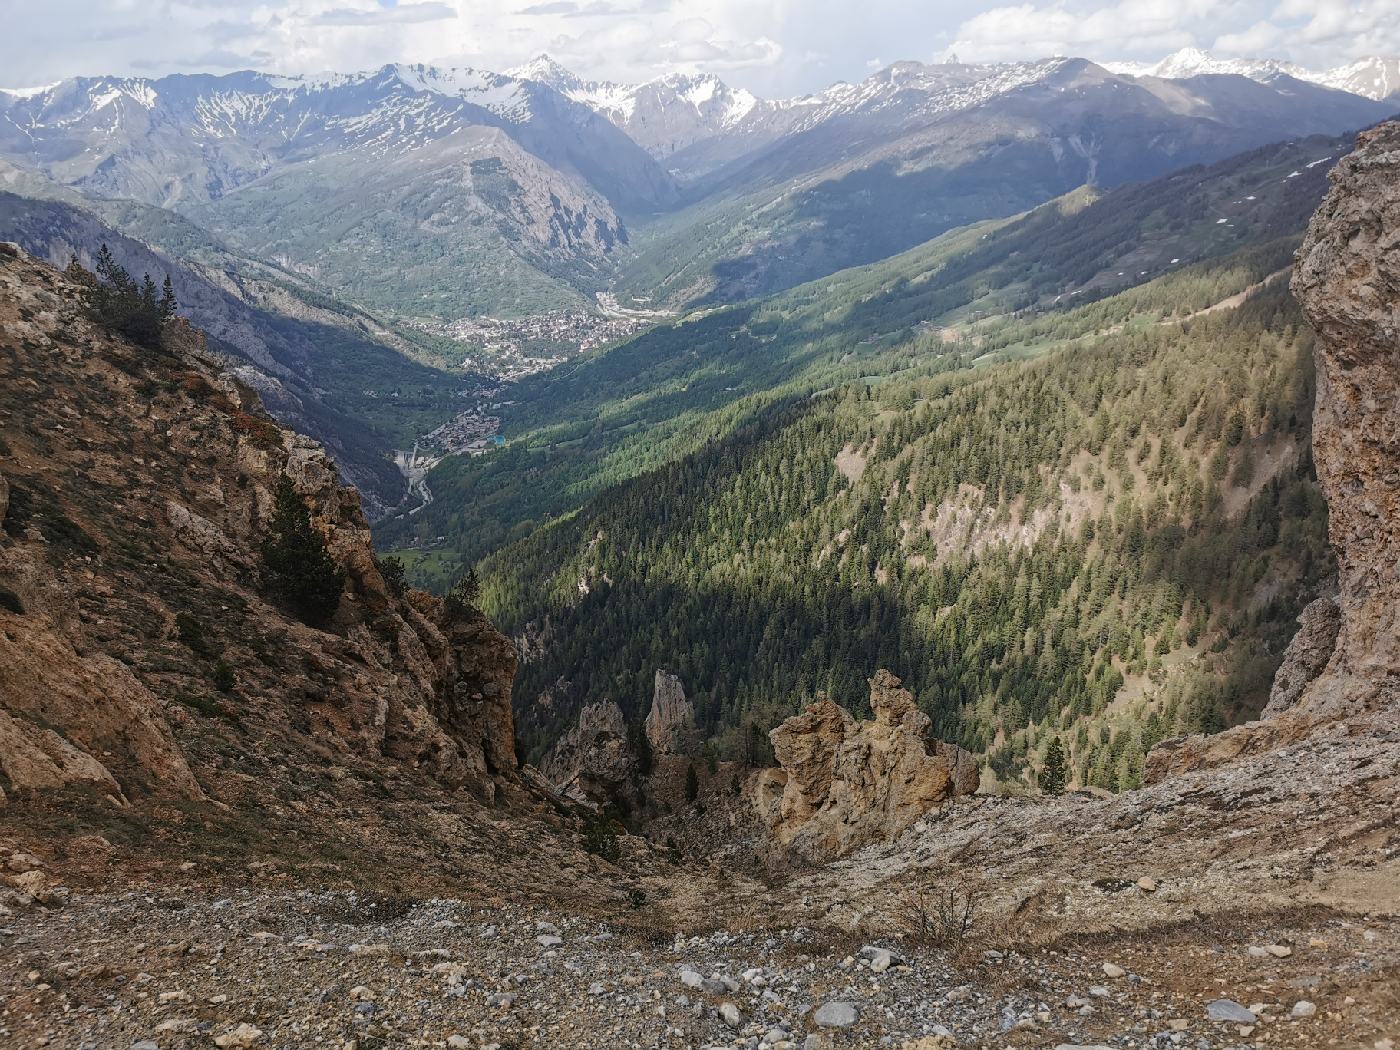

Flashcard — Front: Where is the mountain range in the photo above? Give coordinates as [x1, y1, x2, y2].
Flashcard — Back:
[2, 50, 1395, 321]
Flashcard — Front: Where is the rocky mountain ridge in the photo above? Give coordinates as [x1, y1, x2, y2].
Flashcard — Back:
[0, 241, 533, 828]
[0, 66, 675, 319]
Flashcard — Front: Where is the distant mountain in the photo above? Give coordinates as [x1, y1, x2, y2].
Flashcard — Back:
[1107, 48, 1400, 103]
[611, 58, 1393, 305]
[0, 66, 676, 319]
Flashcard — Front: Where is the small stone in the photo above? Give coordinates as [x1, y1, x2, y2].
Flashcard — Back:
[679, 969, 703, 989]
[1102, 962, 1126, 978]
[349, 985, 374, 1001]
[1266, 944, 1293, 958]
[1136, 877, 1157, 892]
[487, 992, 516, 1008]
[812, 1001, 859, 1028]
[213, 1023, 263, 1048]
[536, 934, 563, 947]
[719, 1002, 742, 1027]
[6, 853, 41, 874]
[1206, 999, 1256, 1023]
[447, 1038, 472, 1049]
[1292, 1000, 1317, 1018]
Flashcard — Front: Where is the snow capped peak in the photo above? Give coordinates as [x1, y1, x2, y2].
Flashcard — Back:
[507, 54, 582, 91]
[1148, 47, 1290, 81]
[1311, 56, 1400, 101]
[1105, 48, 1400, 101]
[0, 81, 61, 100]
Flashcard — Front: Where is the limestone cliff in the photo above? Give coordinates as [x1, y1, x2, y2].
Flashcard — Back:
[0, 243, 519, 811]
[751, 671, 977, 864]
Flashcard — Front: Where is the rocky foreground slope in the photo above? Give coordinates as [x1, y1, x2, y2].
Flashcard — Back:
[1, 125, 1399, 1049]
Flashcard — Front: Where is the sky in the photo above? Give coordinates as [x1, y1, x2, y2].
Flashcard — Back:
[2, 0, 1399, 95]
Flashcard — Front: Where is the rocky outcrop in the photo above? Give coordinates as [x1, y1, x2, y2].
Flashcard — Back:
[1261, 592, 1342, 719]
[540, 700, 635, 804]
[751, 671, 977, 863]
[0, 243, 519, 809]
[646, 670, 696, 754]
[1288, 120, 1400, 720]
[1147, 123, 1400, 782]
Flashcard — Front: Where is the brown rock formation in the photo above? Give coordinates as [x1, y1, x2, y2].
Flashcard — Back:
[645, 669, 695, 754]
[752, 670, 977, 863]
[0, 243, 519, 809]
[540, 699, 635, 804]
[1148, 122, 1400, 781]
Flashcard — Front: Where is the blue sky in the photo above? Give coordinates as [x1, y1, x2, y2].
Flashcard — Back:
[2, 0, 1397, 93]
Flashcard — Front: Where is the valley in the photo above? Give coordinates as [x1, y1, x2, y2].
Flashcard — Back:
[2, 22, 1400, 1050]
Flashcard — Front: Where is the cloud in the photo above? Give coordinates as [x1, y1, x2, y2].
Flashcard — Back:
[943, 0, 1218, 64]
[2, 0, 1396, 99]
[311, 2, 456, 26]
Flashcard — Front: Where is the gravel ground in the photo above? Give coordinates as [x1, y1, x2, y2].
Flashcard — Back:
[2, 886, 1396, 1050]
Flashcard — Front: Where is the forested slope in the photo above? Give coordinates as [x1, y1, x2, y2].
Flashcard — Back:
[486, 282, 1332, 789]
[377, 134, 1343, 572]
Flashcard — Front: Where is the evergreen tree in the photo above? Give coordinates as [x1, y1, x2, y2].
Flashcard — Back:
[83, 244, 177, 350]
[684, 763, 700, 803]
[261, 478, 344, 626]
[444, 568, 482, 622]
[1039, 735, 1068, 795]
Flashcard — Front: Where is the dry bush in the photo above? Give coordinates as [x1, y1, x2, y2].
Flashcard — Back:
[903, 876, 981, 948]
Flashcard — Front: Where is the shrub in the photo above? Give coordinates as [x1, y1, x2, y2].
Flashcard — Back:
[582, 815, 621, 863]
[376, 555, 406, 598]
[212, 660, 237, 693]
[261, 477, 344, 626]
[175, 612, 215, 659]
[905, 878, 981, 947]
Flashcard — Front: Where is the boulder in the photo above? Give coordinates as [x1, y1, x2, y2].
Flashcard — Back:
[752, 670, 977, 863]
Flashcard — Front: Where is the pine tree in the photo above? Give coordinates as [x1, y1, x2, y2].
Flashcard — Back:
[158, 274, 178, 324]
[1039, 735, 1068, 795]
[684, 762, 700, 803]
[261, 477, 344, 626]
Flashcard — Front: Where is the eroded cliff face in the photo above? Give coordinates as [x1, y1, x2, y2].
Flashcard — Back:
[0, 243, 519, 811]
[1288, 120, 1400, 720]
[752, 670, 977, 864]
